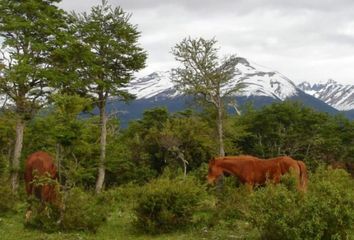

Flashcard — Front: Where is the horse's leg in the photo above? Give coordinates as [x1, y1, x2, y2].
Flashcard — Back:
[273, 174, 281, 185]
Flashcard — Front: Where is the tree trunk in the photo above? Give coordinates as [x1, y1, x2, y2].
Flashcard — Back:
[11, 119, 25, 193]
[217, 103, 225, 157]
[95, 102, 107, 193]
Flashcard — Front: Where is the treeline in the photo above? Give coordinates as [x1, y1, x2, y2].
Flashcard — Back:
[1, 100, 353, 188]
[0, 1, 353, 238]
[2, 0, 352, 193]
[0, 0, 146, 193]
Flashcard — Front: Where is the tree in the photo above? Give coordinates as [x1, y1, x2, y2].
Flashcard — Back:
[172, 37, 245, 156]
[119, 108, 214, 178]
[72, 0, 146, 192]
[230, 101, 354, 171]
[24, 98, 101, 188]
[0, 0, 67, 192]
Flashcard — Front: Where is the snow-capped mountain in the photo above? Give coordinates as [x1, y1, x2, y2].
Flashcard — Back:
[112, 57, 353, 126]
[298, 80, 354, 111]
[126, 57, 300, 101]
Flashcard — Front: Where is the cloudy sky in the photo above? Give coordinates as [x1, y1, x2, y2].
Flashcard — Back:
[59, 0, 354, 85]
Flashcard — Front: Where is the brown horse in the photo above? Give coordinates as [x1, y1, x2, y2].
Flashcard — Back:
[207, 155, 308, 191]
[24, 151, 61, 220]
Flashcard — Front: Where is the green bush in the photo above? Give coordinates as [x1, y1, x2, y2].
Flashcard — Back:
[247, 167, 354, 240]
[60, 187, 111, 232]
[134, 174, 209, 234]
[24, 198, 61, 233]
[299, 167, 354, 239]
[213, 179, 249, 223]
[0, 181, 16, 214]
[105, 183, 143, 210]
[26, 187, 112, 233]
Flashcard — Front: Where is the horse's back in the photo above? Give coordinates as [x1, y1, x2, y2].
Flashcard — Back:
[24, 151, 57, 199]
[26, 151, 56, 175]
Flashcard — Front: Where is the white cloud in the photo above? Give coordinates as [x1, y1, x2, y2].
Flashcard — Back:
[59, 0, 354, 85]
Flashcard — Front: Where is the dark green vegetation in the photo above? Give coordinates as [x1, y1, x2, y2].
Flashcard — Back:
[172, 37, 245, 156]
[0, 0, 353, 239]
[0, 166, 353, 239]
[1, 102, 353, 239]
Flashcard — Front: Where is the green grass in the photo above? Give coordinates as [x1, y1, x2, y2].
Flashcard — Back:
[0, 204, 211, 240]
[4, 168, 352, 240]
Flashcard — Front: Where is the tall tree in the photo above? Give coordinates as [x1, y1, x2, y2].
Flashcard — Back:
[72, 0, 146, 193]
[172, 37, 245, 157]
[0, 0, 67, 192]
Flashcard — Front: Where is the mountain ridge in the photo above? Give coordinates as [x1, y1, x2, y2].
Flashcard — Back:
[298, 79, 354, 111]
[112, 57, 354, 126]
[125, 57, 300, 101]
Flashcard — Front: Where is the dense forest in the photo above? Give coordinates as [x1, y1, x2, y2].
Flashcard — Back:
[0, 1, 353, 239]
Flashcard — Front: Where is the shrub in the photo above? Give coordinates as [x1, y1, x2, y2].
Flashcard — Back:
[134, 174, 209, 234]
[247, 184, 302, 240]
[247, 167, 354, 240]
[26, 187, 112, 233]
[298, 167, 354, 239]
[213, 181, 249, 223]
[24, 174, 62, 232]
[0, 180, 16, 214]
[105, 183, 143, 210]
[60, 187, 111, 232]
[189, 162, 209, 184]
[24, 198, 61, 233]
[0, 155, 7, 177]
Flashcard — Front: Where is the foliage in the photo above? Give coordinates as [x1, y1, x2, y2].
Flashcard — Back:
[172, 37, 245, 156]
[24, 111, 100, 188]
[24, 198, 62, 233]
[0, 0, 68, 118]
[231, 101, 354, 170]
[0, 179, 16, 214]
[0, 112, 14, 176]
[0, 0, 70, 192]
[119, 108, 215, 179]
[69, 0, 147, 192]
[171, 37, 244, 101]
[134, 173, 209, 234]
[60, 188, 111, 232]
[26, 187, 112, 233]
[247, 167, 354, 240]
[71, 0, 147, 101]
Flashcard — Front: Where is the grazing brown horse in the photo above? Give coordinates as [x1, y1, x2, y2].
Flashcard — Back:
[24, 151, 60, 220]
[207, 155, 308, 191]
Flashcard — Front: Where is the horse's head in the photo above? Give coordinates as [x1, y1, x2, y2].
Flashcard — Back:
[207, 158, 223, 184]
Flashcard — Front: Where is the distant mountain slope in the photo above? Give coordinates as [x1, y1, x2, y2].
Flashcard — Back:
[125, 57, 300, 101]
[110, 93, 341, 128]
[2, 56, 349, 128]
[111, 57, 352, 126]
[298, 79, 354, 111]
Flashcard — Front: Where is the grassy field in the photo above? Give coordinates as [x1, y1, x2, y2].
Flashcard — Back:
[1, 168, 353, 240]
[0, 205, 205, 240]
[1, 199, 249, 240]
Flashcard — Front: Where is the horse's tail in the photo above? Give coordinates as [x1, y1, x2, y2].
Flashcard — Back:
[297, 161, 308, 192]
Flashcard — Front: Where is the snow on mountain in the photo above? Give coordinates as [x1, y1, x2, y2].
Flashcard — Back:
[127, 71, 178, 99]
[126, 57, 299, 101]
[227, 58, 298, 100]
[298, 79, 354, 111]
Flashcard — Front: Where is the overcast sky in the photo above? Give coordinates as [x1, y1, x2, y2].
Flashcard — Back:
[59, 0, 354, 85]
